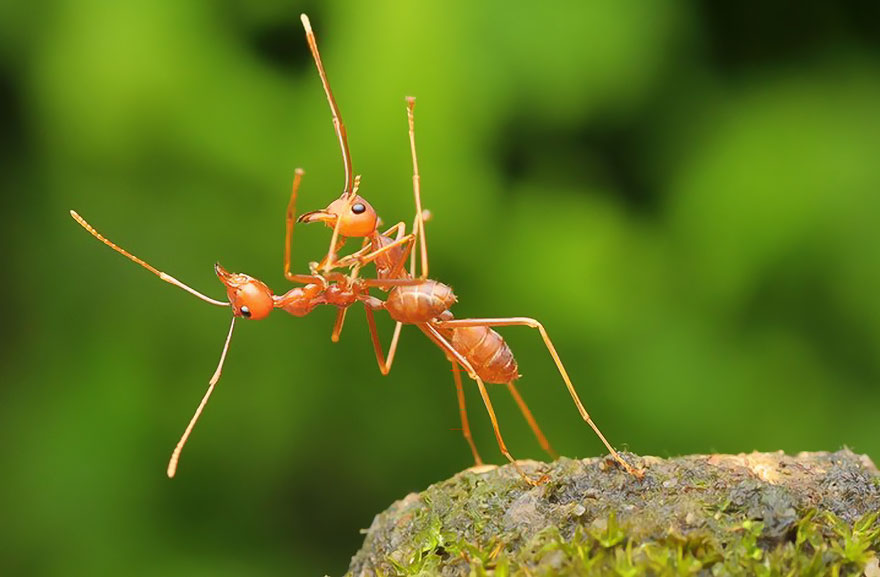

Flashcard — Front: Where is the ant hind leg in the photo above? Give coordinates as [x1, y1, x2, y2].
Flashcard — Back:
[418, 323, 547, 486]
[432, 317, 642, 478]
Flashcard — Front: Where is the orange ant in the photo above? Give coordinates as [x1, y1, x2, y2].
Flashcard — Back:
[69, 14, 641, 482]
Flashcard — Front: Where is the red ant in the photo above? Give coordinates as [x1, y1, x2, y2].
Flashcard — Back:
[70, 14, 641, 482]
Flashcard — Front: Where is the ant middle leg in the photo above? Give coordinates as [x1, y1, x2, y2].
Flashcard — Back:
[361, 302, 485, 470]
[330, 308, 347, 343]
[363, 302, 403, 376]
[431, 317, 642, 478]
[450, 359, 483, 466]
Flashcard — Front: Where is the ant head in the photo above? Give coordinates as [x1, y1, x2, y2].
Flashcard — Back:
[298, 194, 377, 238]
[214, 263, 274, 320]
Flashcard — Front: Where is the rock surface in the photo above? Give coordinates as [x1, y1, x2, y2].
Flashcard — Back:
[347, 451, 880, 576]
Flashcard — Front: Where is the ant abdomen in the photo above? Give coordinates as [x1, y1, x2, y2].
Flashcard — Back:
[451, 326, 520, 384]
[384, 280, 457, 324]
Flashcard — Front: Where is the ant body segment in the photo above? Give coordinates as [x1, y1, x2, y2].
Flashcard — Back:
[70, 14, 642, 481]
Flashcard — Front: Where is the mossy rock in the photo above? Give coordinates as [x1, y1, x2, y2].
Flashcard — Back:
[346, 450, 880, 576]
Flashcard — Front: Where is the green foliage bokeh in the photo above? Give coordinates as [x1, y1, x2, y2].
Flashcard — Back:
[1, 1, 878, 575]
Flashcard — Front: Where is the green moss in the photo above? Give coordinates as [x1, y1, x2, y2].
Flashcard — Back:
[366, 509, 879, 577]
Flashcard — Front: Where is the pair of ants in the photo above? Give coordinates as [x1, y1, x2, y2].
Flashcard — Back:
[71, 14, 642, 482]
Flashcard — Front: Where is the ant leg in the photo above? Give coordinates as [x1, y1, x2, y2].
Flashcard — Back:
[284, 169, 326, 285]
[167, 316, 237, 478]
[361, 302, 481, 470]
[451, 360, 483, 466]
[339, 233, 416, 271]
[332, 222, 412, 270]
[328, 222, 410, 277]
[381, 221, 407, 238]
[507, 381, 558, 460]
[418, 323, 545, 486]
[361, 218, 422, 280]
[329, 239, 374, 273]
[360, 278, 427, 288]
[406, 98, 429, 279]
[432, 317, 642, 478]
[387, 220, 415, 279]
[330, 308, 347, 342]
[363, 302, 403, 375]
[315, 232, 349, 273]
[407, 210, 430, 278]
[344, 213, 426, 283]
[70, 211, 229, 307]
[318, 175, 360, 273]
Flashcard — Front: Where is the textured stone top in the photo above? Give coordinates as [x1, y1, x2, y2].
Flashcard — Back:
[347, 451, 880, 576]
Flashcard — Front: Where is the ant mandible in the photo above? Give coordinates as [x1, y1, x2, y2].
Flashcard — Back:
[70, 14, 642, 482]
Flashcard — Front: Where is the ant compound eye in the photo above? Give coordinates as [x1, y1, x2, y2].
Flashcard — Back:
[240, 305, 252, 318]
[351, 203, 366, 214]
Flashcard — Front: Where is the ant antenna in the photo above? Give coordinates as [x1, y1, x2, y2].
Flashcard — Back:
[406, 97, 429, 278]
[70, 211, 229, 307]
[167, 315, 236, 478]
[300, 13, 354, 198]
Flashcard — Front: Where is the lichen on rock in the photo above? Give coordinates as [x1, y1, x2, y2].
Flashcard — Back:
[346, 450, 880, 576]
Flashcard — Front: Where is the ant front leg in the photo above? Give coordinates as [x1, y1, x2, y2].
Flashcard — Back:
[284, 169, 332, 286]
[380, 221, 415, 279]
[357, 233, 415, 272]
[333, 225, 415, 279]
[320, 176, 362, 273]
[431, 317, 642, 478]
[331, 222, 405, 270]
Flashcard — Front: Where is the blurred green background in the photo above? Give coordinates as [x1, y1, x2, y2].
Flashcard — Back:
[2, 1, 879, 575]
